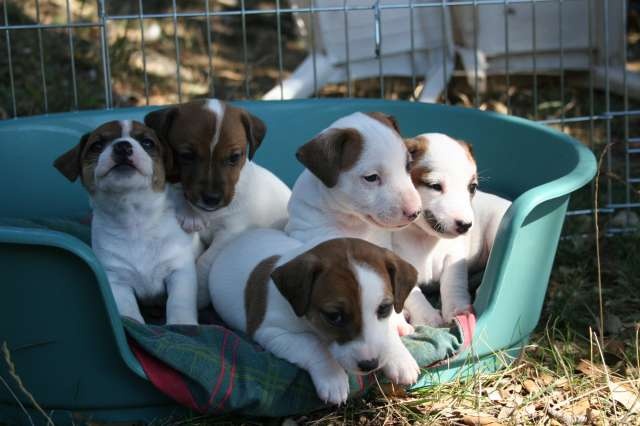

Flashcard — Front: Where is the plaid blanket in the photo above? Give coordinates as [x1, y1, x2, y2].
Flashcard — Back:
[124, 315, 474, 417]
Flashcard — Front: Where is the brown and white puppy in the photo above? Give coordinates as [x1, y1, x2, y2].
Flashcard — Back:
[54, 120, 203, 325]
[209, 228, 420, 405]
[393, 133, 511, 326]
[144, 99, 291, 287]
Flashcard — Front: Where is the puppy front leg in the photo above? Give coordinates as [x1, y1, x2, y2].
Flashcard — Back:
[382, 331, 420, 385]
[110, 283, 145, 324]
[404, 287, 444, 327]
[173, 192, 208, 233]
[165, 264, 199, 325]
[258, 328, 350, 405]
[440, 256, 472, 323]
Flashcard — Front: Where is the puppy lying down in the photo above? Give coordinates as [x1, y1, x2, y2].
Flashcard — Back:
[394, 133, 511, 326]
[209, 228, 420, 405]
[54, 120, 203, 325]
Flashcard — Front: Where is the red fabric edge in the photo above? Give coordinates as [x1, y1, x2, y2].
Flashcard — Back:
[128, 338, 202, 413]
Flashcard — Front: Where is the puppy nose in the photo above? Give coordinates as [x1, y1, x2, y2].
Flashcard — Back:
[201, 192, 222, 207]
[403, 209, 420, 221]
[357, 358, 379, 372]
[455, 220, 472, 234]
[113, 141, 133, 158]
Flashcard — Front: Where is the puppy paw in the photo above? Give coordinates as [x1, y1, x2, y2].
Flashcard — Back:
[177, 212, 207, 233]
[391, 312, 414, 336]
[442, 304, 473, 324]
[310, 363, 350, 405]
[383, 348, 420, 385]
[412, 310, 446, 328]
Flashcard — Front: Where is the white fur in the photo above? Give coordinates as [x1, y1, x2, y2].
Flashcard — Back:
[209, 229, 419, 405]
[91, 121, 203, 325]
[206, 99, 225, 179]
[174, 161, 291, 287]
[392, 133, 511, 325]
[285, 112, 422, 335]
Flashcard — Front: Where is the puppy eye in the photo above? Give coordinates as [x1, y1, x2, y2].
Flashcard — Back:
[226, 152, 242, 166]
[362, 174, 380, 183]
[322, 310, 346, 327]
[469, 183, 478, 195]
[376, 303, 393, 319]
[89, 141, 104, 153]
[426, 182, 443, 192]
[140, 138, 155, 150]
[178, 151, 196, 162]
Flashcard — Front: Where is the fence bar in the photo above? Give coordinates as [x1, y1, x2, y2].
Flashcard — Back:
[171, 0, 182, 103]
[3, 0, 16, 117]
[241, 0, 250, 98]
[0, 21, 101, 31]
[375, 0, 384, 98]
[603, 0, 612, 207]
[205, 0, 215, 98]
[98, 0, 112, 108]
[138, 0, 149, 105]
[558, 0, 564, 130]
[65, 0, 79, 110]
[344, 0, 352, 97]
[473, 0, 479, 107]
[441, 0, 448, 103]
[409, 0, 416, 98]
[276, 0, 284, 100]
[309, 0, 318, 97]
[35, 0, 48, 113]
[504, 0, 510, 113]
[622, 0, 630, 227]
[531, 0, 537, 119]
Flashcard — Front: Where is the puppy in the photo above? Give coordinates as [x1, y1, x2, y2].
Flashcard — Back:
[285, 112, 422, 335]
[53, 120, 202, 325]
[393, 133, 511, 326]
[209, 228, 420, 405]
[144, 99, 291, 287]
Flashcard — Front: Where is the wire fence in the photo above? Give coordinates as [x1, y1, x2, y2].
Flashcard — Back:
[0, 0, 638, 234]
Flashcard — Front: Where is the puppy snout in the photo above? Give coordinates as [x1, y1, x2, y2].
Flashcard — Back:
[455, 220, 472, 234]
[112, 141, 133, 160]
[201, 191, 222, 208]
[357, 358, 379, 373]
[403, 209, 420, 221]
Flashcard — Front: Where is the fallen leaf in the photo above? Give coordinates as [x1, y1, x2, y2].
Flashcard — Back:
[461, 412, 504, 426]
[378, 383, 406, 397]
[523, 379, 541, 394]
[567, 398, 591, 417]
[487, 388, 502, 402]
[609, 381, 640, 413]
[576, 359, 604, 377]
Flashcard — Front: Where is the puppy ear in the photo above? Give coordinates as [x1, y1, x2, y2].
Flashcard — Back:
[241, 111, 267, 160]
[144, 106, 179, 142]
[457, 139, 474, 160]
[271, 252, 322, 317]
[365, 111, 401, 134]
[154, 130, 179, 184]
[295, 128, 363, 188]
[53, 132, 90, 182]
[405, 136, 428, 163]
[384, 250, 418, 313]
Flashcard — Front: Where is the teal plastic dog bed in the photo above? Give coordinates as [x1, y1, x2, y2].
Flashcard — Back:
[0, 99, 596, 424]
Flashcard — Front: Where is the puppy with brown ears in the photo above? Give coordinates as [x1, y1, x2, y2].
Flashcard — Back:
[209, 228, 420, 405]
[54, 120, 203, 325]
[144, 100, 291, 287]
[393, 133, 511, 326]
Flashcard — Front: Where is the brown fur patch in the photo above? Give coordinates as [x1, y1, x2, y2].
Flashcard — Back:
[364, 112, 401, 134]
[271, 238, 417, 345]
[144, 100, 267, 209]
[410, 165, 432, 187]
[404, 135, 429, 163]
[245, 254, 280, 337]
[295, 127, 363, 188]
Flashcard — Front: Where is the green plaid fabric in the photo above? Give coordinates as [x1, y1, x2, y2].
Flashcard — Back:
[124, 319, 463, 417]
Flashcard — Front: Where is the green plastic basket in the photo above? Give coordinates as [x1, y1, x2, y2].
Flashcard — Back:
[0, 99, 596, 424]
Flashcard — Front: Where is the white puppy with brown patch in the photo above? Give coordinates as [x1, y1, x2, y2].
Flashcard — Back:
[285, 112, 422, 335]
[209, 228, 420, 405]
[54, 120, 202, 325]
[393, 133, 511, 326]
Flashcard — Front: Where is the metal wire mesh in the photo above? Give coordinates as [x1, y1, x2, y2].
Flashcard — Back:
[0, 0, 638, 234]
